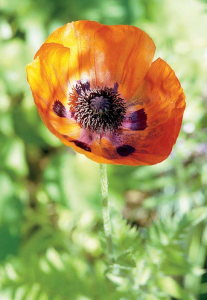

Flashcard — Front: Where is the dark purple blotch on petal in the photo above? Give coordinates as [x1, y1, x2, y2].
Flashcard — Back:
[73, 140, 91, 152]
[113, 82, 119, 93]
[53, 100, 67, 117]
[117, 145, 135, 157]
[75, 80, 90, 95]
[130, 108, 147, 131]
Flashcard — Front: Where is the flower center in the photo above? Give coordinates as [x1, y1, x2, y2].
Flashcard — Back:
[69, 83, 126, 134]
[90, 96, 110, 114]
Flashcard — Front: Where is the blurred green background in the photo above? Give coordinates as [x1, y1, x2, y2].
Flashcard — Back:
[0, 0, 207, 299]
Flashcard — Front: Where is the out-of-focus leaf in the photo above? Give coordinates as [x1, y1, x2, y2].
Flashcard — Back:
[4, 138, 28, 176]
[157, 277, 194, 300]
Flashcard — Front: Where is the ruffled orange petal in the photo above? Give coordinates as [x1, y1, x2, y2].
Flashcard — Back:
[35, 21, 155, 98]
[35, 21, 103, 87]
[27, 43, 70, 107]
[92, 24, 156, 99]
[27, 43, 81, 140]
[116, 58, 186, 165]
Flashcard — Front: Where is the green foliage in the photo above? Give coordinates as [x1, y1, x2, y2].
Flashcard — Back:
[0, 209, 206, 300]
[1, 0, 207, 299]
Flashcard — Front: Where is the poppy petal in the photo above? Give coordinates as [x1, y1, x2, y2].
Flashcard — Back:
[35, 21, 104, 86]
[118, 58, 186, 165]
[36, 21, 155, 98]
[92, 25, 156, 99]
[27, 43, 82, 140]
[27, 43, 70, 107]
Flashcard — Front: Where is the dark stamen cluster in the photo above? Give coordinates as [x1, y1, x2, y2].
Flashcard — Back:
[69, 85, 126, 134]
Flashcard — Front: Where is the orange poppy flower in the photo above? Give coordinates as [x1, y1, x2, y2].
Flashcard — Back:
[26, 20, 186, 166]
